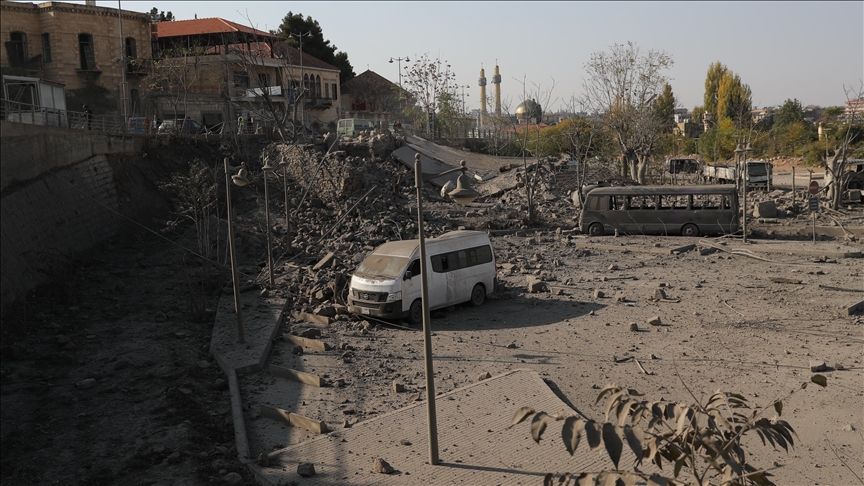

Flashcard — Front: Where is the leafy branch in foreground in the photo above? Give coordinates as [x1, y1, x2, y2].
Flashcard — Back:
[510, 375, 828, 486]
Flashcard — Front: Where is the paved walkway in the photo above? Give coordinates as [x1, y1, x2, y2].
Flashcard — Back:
[248, 369, 620, 485]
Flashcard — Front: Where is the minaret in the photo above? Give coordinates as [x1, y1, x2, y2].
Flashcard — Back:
[493, 63, 501, 116]
[478, 66, 487, 126]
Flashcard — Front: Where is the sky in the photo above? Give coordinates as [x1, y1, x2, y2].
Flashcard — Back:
[91, 1, 863, 112]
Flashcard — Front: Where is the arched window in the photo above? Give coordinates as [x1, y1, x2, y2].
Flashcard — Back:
[303, 73, 309, 96]
[78, 33, 95, 70]
[315, 75, 321, 98]
[325, 83, 330, 99]
[8, 32, 28, 66]
[125, 37, 136, 59]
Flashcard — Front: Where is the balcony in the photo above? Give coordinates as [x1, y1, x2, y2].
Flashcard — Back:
[308, 97, 333, 110]
[126, 59, 149, 76]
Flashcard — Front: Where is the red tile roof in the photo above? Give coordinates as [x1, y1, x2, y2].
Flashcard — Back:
[155, 17, 279, 40]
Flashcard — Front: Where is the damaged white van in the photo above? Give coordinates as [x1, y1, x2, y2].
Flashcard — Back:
[347, 231, 496, 324]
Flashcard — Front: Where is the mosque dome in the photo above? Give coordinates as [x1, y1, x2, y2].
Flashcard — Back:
[515, 99, 542, 119]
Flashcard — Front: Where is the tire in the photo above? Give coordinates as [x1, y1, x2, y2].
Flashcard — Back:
[588, 223, 605, 237]
[470, 284, 486, 307]
[407, 299, 423, 325]
[681, 223, 700, 237]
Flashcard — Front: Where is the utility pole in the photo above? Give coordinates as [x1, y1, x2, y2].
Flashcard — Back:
[288, 31, 312, 130]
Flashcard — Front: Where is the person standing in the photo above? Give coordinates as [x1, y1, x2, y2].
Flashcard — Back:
[237, 114, 245, 134]
[83, 105, 93, 130]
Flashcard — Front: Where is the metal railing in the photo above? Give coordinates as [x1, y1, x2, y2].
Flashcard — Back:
[1, 100, 127, 133]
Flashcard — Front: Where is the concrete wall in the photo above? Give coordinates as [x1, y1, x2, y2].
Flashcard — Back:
[0, 120, 143, 191]
[1, 121, 145, 313]
[1, 154, 118, 310]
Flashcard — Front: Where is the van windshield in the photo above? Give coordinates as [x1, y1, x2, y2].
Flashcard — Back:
[355, 254, 410, 279]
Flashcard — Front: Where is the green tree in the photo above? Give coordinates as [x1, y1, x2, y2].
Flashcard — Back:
[276, 12, 355, 84]
[703, 61, 726, 126]
[654, 82, 676, 133]
[716, 70, 752, 128]
[775, 98, 805, 127]
[149, 8, 174, 22]
[691, 105, 704, 126]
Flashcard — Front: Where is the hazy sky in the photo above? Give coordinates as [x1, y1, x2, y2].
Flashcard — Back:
[106, 1, 862, 112]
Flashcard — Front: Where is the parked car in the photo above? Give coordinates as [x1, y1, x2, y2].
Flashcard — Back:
[157, 118, 208, 134]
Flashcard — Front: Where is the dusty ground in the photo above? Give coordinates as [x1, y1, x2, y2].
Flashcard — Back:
[1, 137, 862, 486]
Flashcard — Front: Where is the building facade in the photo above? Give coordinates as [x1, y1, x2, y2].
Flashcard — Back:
[152, 18, 341, 133]
[1, 0, 152, 115]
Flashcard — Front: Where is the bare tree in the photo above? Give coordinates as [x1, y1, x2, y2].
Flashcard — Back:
[823, 83, 863, 209]
[401, 53, 456, 136]
[221, 27, 302, 141]
[145, 42, 203, 124]
[581, 41, 673, 184]
[497, 75, 558, 224]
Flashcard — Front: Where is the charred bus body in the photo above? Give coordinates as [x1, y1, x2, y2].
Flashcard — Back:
[580, 185, 740, 237]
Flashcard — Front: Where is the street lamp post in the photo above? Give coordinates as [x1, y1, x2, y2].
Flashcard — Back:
[390, 56, 410, 117]
[413, 153, 479, 466]
[735, 143, 753, 242]
[261, 157, 276, 287]
[224, 158, 250, 343]
[279, 155, 292, 254]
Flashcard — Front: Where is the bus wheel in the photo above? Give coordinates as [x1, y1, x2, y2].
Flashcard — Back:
[589, 223, 605, 237]
[470, 284, 486, 307]
[408, 299, 423, 325]
[682, 223, 700, 237]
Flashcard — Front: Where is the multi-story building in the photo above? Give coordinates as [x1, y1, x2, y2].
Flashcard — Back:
[339, 69, 401, 126]
[152, 17, 341, 133]
[1, 0, 152, 116]
[845, 98, 864, 121]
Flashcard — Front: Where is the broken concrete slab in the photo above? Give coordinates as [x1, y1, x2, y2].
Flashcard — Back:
[283, 334, 332, 352]
[269, 365, 325, 387]
[260, 404, 329, 435]
[312, 252, 336, 271]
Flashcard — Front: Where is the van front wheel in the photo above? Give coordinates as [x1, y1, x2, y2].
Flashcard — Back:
[588, 223, 605, 237]
[681, 223, 700, 237]
[470, 284, 486, 307]
[407, 299, 423, 325]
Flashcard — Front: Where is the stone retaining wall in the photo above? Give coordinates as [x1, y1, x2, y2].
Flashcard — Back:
[1, 155, 119, 312]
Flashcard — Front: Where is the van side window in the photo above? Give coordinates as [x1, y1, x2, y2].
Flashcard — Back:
[431, 245, 493, 273]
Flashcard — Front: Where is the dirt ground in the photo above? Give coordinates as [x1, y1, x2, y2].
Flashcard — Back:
[1, 139, 862, 486]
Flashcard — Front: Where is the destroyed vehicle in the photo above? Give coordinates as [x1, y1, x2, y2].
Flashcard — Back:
[664, 158, 699, 174]
[337, 118, 376, 138]
[581, 185, 739, 237]
[348, 231, 497, 325]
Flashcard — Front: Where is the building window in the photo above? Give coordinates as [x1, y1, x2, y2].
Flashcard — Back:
[7, 32, 28, 66]
[325, 83, 329, 99]
[258, 73, 268, 87]
[125, 37, 136, 59]
[78, 33, 95, 70]
[332, 83, 337, 100]
[41, 33, 51, 62]
[303, 73, 310, 96]
[315, 75, 321, 98]
[233, 71, 249, 88]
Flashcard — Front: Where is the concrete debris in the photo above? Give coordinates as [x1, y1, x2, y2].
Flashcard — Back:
[654, 288, 667, 300]
[478, 371, 492, 381]
[648, 316, 662, 326]
[810, 361, 828, 372]
[392, 382, 406, 393]
[297, 462, 316, 477]
[593, 290, 605, 299]
[526, 276, 546, 293]
[373, 457, 395, 474]
[629, 323, 639, 332]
